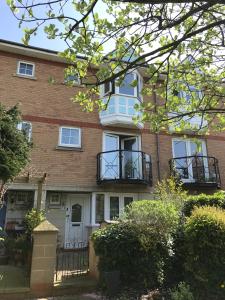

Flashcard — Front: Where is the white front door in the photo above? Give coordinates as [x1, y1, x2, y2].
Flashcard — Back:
[65, 196, 86, 249]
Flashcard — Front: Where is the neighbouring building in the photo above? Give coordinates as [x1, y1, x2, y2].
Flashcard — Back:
[0, 39, 224, 248]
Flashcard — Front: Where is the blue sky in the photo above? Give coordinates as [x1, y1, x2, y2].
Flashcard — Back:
[0, 1, 69, 51]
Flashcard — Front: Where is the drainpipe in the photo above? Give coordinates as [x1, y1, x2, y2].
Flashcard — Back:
[153, 85, 161, 182]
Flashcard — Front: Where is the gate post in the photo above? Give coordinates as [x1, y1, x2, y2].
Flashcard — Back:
[30, 220, 58, 296]
[89, 239, 99, 280]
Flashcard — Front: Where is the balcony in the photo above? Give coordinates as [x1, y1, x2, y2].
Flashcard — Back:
[97, 150, 152, 185]
[99, 95, 143, 129]
[169, 155, 221, 188]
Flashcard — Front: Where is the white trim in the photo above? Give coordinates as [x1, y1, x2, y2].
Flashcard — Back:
[17, 60, 35, 77]
[92, 192, 137, 225]
[58, 126, 81, 148]
[17, 121, 32, 142]
[172, 138, 207, 182]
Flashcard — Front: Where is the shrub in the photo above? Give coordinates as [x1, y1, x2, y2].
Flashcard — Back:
[182, 191, 225, 217]
[182, 206, 225, 299]
[122, 200, 179, 237]
[170, 282, 194, 300]
[24, 208, 45, 236]
[92, 200, 179, 290]
[154, 177, 188, 210]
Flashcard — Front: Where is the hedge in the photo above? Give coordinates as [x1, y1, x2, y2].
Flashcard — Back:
[183, 206, 225, 299]
[182, 191, 225, 217]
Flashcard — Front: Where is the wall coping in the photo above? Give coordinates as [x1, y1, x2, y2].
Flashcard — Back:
[33, 220, 59, 232]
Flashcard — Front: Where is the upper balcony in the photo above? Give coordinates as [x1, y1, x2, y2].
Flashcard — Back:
[169, 155, 221, 188]
[99, 71, 143, 129]
[97, 150, 152, 185]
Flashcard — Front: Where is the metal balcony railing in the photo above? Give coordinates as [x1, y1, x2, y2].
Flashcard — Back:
[169, 155, 221, 188]
[97, 150, 152, 185]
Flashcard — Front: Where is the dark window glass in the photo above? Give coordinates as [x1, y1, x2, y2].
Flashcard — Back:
[124, 197, 133, 207]
[71, 204, 82, 222]
[110, 196, 119, 220]
[96, 194, 104, 223]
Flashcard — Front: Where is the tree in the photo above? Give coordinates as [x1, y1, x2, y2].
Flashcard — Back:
[7, 0, 225, 132]
[0, 104, 31, 200]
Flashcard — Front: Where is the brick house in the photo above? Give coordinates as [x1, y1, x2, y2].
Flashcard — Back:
[0, 39, 224, 248]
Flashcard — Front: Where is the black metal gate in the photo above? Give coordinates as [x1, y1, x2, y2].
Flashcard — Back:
[55, 242, 89, 283]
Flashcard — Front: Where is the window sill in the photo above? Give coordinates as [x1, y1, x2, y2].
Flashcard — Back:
[55, 146, 83, 152]
[13, 73, 37, 80]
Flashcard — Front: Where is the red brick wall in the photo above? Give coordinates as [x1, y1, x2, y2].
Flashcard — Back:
[1, 49, 225, 191]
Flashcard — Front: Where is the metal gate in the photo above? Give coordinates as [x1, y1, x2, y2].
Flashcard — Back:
[55, 242, 89, 283]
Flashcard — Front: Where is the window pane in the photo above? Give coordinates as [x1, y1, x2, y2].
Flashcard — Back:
[119, 74, 135, 96]
[19, 63, 33, 76]
[96, 194, 104, 223]
[71, 204, 82, 222]
[110, 196, 119, 220]
[124, 197, 133, 207]
[61, 128, 80, 146]
[173, 140, 188, 179]
[104, 82, 111, 94]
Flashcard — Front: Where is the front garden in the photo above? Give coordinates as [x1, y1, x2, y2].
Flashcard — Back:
[91, 180, 225, 300]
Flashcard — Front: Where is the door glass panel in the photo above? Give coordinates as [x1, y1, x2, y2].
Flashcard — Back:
[110, 196, 119, 220]
[103, 135, 119, 178]
[96, 194, 105, 223]
[190, 141, 204, 181]
[173, 140, 188, 179]
[71, 204, 82, 222]
[123, 138, 139, 179]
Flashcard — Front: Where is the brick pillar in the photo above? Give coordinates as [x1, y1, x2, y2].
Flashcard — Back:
[30, 220, 58, 296]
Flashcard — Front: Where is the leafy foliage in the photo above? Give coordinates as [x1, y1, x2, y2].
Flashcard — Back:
[170, 282, 194, 300]
[182, 191, 225, 217]
[154, 177, 188, 210]
[7, 0, 225, 133]
[122, 200, 179, 237]
[0, 104, 30, 186]
[182, 206, 225, 299]
[92, 200, 179, 290]
[24, 208, 45, 236]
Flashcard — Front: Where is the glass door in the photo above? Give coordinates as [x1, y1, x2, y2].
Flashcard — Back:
[102, 134, 120, 179]
[173, 140, 190, 181]
[122, 137, 140, 179]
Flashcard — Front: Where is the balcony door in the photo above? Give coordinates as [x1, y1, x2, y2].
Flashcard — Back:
[172, 139, 207, 182]
[102, 134, 120, 179]
[121, 137, 140, 179]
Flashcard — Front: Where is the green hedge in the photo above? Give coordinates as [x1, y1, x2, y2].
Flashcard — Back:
[182, 191, 225, 217]
[92, 200, 179, 290]
[183, 206, 225, 299]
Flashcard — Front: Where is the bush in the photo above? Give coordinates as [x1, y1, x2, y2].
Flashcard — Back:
[182, 206, 225, 299]
[122, 200, 179, 237]
[170, 282, 194, 300]
[24, 208, 45, 236]
[182, 191, 225, 217]
[92, 200, 179, 290]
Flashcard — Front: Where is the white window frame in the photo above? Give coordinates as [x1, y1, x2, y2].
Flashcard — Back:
[17, 61, 35, 77]
[92, 192, 137, 225]
[58, 126, 81, 148]
[172, 138, 208, 182]
[17, 121, 32, 142]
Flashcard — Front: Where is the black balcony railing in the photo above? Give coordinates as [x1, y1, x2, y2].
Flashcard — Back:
[97, 150, 152, 185]
[169, 155, 221, 188]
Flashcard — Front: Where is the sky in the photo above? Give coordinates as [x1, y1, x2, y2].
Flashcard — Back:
[0, 1, 70, 51]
